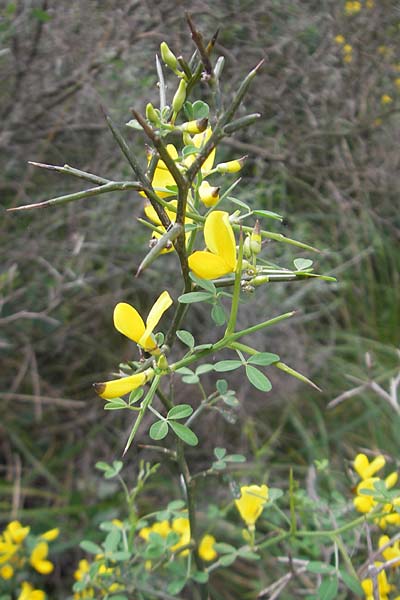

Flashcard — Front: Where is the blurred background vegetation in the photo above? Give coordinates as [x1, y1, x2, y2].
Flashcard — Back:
[1, 0, 399, 597]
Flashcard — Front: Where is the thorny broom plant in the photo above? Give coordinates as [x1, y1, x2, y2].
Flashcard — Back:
[6, 15, 400, 600]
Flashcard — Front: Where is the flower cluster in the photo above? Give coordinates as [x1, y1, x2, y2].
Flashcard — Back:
[138, 515, 217, 563]
[344, 1, 362, 16]
[353, 453, 400, 528]
[361, 562, 396, 600]
[73, 557, 124, 599]
[0, 520, 58, 599]
[334, 35, 353, 64]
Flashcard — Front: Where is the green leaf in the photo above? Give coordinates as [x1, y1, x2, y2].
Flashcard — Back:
[149, 420, 169, 440]
[219, 553, 237, 566]
[268, 488, 284, 501]
[211, 303, 226, 325]
[182, 374, 200, 384]
[216, 379, 228, 394]
[248, 352, 280, 366]
[294, 258, 313, 271]
[192, 570, 209, 583]
[169, 421, 198, 446]
[128, 388, 144, 405]
[95, 461, 111, 472]
[195, 363, 214, 375]
[182, 144, 199, 157]
[189, 272, 217, 294]
[214, 447, 226, 459]
[340, 570, 363, 595]
[225, 454, 246, 463]
[167, 499, 186, 511]
[167, 404, 193, 420]
[167, 579, 186, 595]
[307, 561, 336, 575]
[103, 397, 127, 409]
[212, 460, 226, 470]
[104, 529, 121, 553]
[237, 548, 260, 560]
[213, 360, 243, 372]
[229, 196, 250, 211]
[245, 365, 272, 391]
[214, 542, 236, 554]
[253, 209, 283, 221]
[178, 291, 213, 304]
[193, 343, 214, 352]
[126, 119, 143, 130]
[317, 577, 338, 600]
[183, 101, 194, 120]
[192, 100, 209, 119]
[80, 540, 103, 555]
[176, 330, 195, 348]
[175, 367, 194, 376]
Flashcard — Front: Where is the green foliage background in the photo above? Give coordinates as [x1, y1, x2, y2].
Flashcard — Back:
[1, 1, 399, 597]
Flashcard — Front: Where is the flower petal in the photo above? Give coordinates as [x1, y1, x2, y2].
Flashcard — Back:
[140, 291, 173, 349]
[204, 211, 236, 270]
[144, 200, 178, 225]
[188, 251, 232, 280]
[113, 302, 146, 345]
[192, 127, 215, 173]
[93, 372, 147, 399]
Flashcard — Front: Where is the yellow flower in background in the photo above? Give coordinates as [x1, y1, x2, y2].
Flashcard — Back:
[344, 1, 361, 15]
[361, 562, 393, 599]
[366, 0, 374, 7]
[235, 484, 269, 529]
[144, 199, 193, 254]
[395, 78, 400, 91]
[5, 521, 30, 544]
[171, 517, 191, 555]
[379, 535, 400, 566]
[74, 558, 90, 581]
[145, 144, 179, 198]
[17, 582, 45, 600]
[40, 528, 59, 542]
[139, 520, 171, 541]
[343, 44, 352, 54]
[343, 54, 353, 64]
[354, 453, 385, 480]
[0, 564, 14, 579]
[199, 534, 217, 561]
[188, 211, 237, 280]
[30, 541, 53, 574]
[334, 34, 345, 45]
[185, 127, 216, 174]
[381, 94, 393, 105]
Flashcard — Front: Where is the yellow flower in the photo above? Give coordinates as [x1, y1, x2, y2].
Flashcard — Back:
[366, 0, 374, 7]
[186, 127, 216, 174]
[74, 558, 90, 581]
[144, 199, 193, 254]
[198, 180, 220, 207]
[395, 78, 400, 90]
[188, 211, 237, 280]
[144, 144, 179, 198]
[335, 35, 345, 45]
[5, 521, 30, 544]
[30, 541, 53, 574]
[343, 44, 353, 54]
[216, 156, 246, 174]
[139, 520, 171, 541]
[345, 1, 361, 15]
[0, 564, 14, 579]
[235, 484, 269, 528]
[171, 517, 191, 555]
[94, 369, 153, 401]
[93, 291, 172, 400]
[199, 534, 217, 562]
[381, 94, 393, 105]
[379, 535, 400, 566]
[343, 54, 353, 64]
[361, 562, 393, 599]
[17, 582, 45, 600]
[354, 453, 385, 480]
[40, 528, 59, 542]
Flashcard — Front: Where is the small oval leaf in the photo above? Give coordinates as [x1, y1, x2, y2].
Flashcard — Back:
[169, 421, 198, 446]
[149, 420, 169, 440]
[245, 365, 272, 391]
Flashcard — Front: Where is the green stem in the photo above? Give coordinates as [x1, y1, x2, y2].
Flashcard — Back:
[123, 375, 161, 455]
[225, 226, 244, 336]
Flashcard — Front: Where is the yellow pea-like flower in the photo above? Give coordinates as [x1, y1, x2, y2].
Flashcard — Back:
[354, 453, 385, 480]
[198, 180, 220, 207]
[30, 541, 54, 574]
[17, 582, 45, 600]
[188, 211, 237, 280]
[198, 534, 217, 562]
[140, 144, 179, 199]
[216, 156, 246, 173]
[235, 484, 269, 529]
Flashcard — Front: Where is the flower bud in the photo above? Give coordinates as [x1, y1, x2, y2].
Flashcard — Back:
[172, 79, 187, 114]
[216, 155, 247, 173]
[146, 102, 159, 125]
[198, 181, 220, 207]
[157, 353, 169, 370]
[250, 220, 262, 255]
[160, 41, 179, 71]
[243, 236, 252, 259]
[180, 118, 208, 134]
